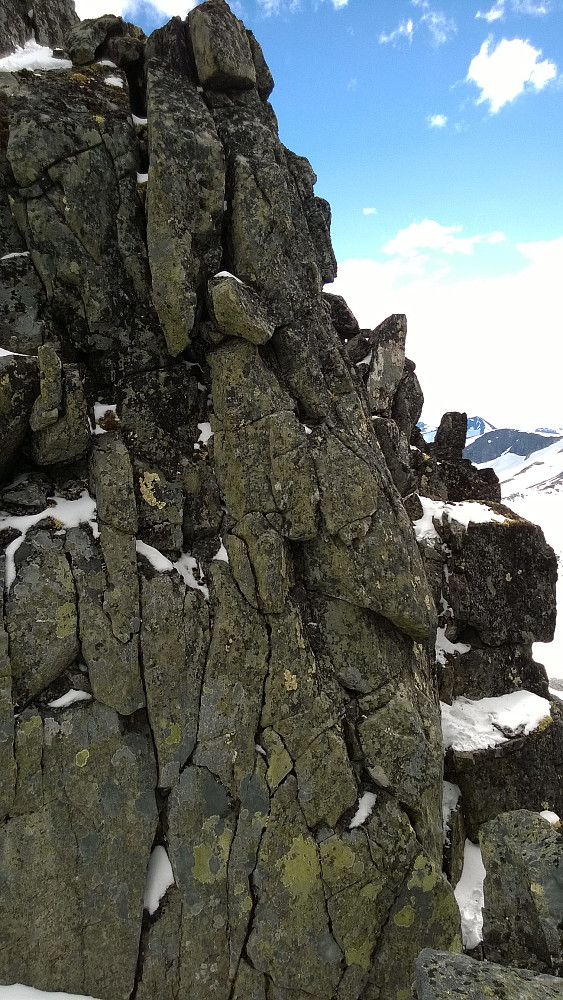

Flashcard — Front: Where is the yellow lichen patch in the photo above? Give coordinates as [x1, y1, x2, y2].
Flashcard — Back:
[536, 715, 553, 733]
[75, 749, 90, 768]
[276, 834, 319, 898]
[345, 942, 372, 970]
[93, 114, 105, 124]
[393, 904, 415, 928]
[192, 826, 232, 885]
[283, 669, 298, 691]
[164, 722, 182, 746]
[71, 72, 89, 83]
[396, 990, 411, 1000]
[139, 471, 166, 509]
[20, 714, 42, 737]
[407, 854, 437, 892]
[55, 601, 76, 639]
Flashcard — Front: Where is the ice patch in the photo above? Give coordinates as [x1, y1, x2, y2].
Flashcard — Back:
[144, 845, 175, 915]
[0, 40, 72, 72]
[104, 75, 123, 88]
[48, 689, 92, 709]
[1, 491, 98, 590]
[454, 839, 486, 950]
[349, 791, 377, 829]
[441, 690, 551, 752]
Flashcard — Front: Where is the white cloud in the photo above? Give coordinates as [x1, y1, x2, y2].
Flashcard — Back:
[411, 0, 456, 44]
[381, 219, 506, 258]
[327, 236, 563, 429]
[428, 113, 448, 127]
[476, 1, 506, 20]
[363, 207, 377, 216]
[76, 0, 198, 16]
[467, 36, 557, 112]
[378, 18, 414, 44]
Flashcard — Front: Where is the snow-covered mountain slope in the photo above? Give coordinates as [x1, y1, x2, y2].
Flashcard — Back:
[465, 427, 562, 465]
[477, 437, 563, 681]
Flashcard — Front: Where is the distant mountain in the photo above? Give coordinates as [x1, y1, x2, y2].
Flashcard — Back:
[417, 415, 495, 444]
[464, 428, 563, 465]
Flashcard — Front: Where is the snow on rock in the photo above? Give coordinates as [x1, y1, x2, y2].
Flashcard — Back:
[356, 350, 372, 366]
[135, 541, 210, 599]
[92, 402, 117, 435]
[1, 491, 98, 590]
[414, 496, 507, 542]
[0, 988, 102, 1000]
[213, 270, 243, 284]
[441, 690, 551, 752]
[131, 114, 148, 125]
[454, 839, 486, 950]
[435, 627, 471, 667]
[143, 845, 175, 916]
[103, 75, 124, 88]
[442, 780, 461, 840]
[136, 540, 174, 574]
[1, 252, 30, 261]
[212, 539, 229, 563]
[0, 40, 72, 72]
[540, 810, 560, 825]
[349, 791, 377, 829]
[197, 422, 213, 445]
[48, 689, 92, 709]
[136, 173, 148, 184]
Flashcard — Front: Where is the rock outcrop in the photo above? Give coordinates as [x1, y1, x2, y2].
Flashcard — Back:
[0, 3, 559, 999]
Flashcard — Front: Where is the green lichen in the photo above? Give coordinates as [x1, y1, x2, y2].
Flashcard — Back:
[393, 904, 415, 928]
[407, 854, 437, 892]
[20, 714, 42, 737]
[164, 722, 182, 746]
[75, 749, 90, 768]
[276, 834, 319, 898]
[55, 601, 77, 639]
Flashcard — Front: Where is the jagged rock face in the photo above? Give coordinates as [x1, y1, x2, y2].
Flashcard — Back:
[414, 949, 563, 999]
[0, 3, 558, 998]
[0, 4, 462, 999]
[0, 0, 77, 56]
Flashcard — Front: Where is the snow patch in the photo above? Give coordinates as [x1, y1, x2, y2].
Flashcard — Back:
[212, 539, 229, 563]
[136, 172, 148, 184]
[435, 627, 471, 666]
[414, 496, 507, 542]
[135, 541, 209, 599]
[454, 839, 486, 950]
[442, 780, 461, 840]
[356, 350, 372, 366]
[197, 422, 213, 445]
[349, 791, 377, 829]
[144, 845, 175, 915]
[0, 987, 102, 1000]
[1, 252, 30, 261]
[48, 689, 92, 709]
[92, 402, 117, 435]
[302, 424, 313, 435]
[132, 114, 147, 125]
[104, 75, 123, 88]
[441, 690, 551, 752]
[214, 270, 243, 284]
[540, 810, 560, 825]
[136, 540, 174, 574]
[0, 40, 72, 72]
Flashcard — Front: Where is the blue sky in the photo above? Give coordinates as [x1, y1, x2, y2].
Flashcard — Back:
[74, 0, 563, 429]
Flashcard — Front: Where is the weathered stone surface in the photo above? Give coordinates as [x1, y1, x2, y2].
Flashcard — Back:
[6, 526, 78, 704]
[135, 888, 182, 1000]
[435, 457, 501, 504]
[323, 290, 360, 340]
[91, 434, 138, 534]
[189, 0, 256, 90]
[247, 776, 344, 995]
[146, 19, 224, 354]
[446, 705, 563, 840]
[140, 570, 209, 787]
[1, 702, 157, 1000]
[372, 415, 416, 496]
[12, 707, 43, 814]
[0, 353, 38, 482]
[246, 29, 274, 98]
[392, 364, 424, 438]
[480, 810, 563, 974]
[33, 0, 78, 48]
[443, 512, 557, 646]
[0, 0, 29, 56]
[0, 620, 15, 819]
[65, 526, 144, 716]
[207, 273, 274, 344]
[0, 252, 46, 354]
[31, 363, 90, 466]
[433, 411, 467, 462]
[65, 15, 143, 67]
[414, 949, 563, 1000]
[440, 642, 550, 703]
[366, 313, 407, 414]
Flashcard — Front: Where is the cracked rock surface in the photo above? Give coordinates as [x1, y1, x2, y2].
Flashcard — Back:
[0, 3, 558, 1000]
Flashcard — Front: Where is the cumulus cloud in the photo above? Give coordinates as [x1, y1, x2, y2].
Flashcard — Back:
[326, 236, 563, 428]
[256, 0, 346, 11]
[363, 207, 377, 216]
[76, 0, 198, 19]
[381, 219, 506, 258]
[467, 36, 557, 112]
[378, 18, 414, 44]
[428, 113, 448, 127]
[476, 1, 505, 20]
